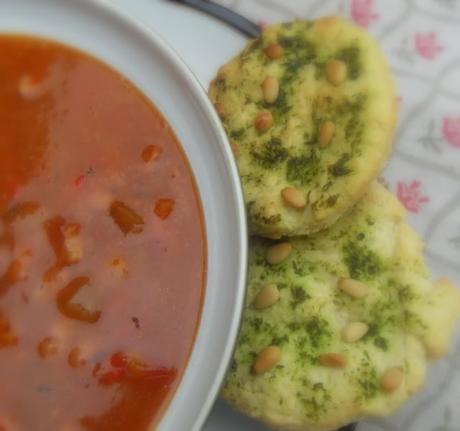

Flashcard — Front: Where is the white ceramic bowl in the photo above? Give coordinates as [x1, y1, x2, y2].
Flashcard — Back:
[0, 1, 247, 430]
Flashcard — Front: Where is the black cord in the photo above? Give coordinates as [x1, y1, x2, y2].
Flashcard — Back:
[164, 0, 261, 38]
[339, 424, 358, 431]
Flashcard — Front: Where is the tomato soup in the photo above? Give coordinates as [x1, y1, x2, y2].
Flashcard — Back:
[0, 35, 206, 431]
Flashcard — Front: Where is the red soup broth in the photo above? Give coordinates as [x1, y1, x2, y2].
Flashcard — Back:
[0, 35, 206, 431]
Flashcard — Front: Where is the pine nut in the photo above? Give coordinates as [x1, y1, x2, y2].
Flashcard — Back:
[281, 187, 306, 209]
[319, 121, 336, 148]
[342, 322, 369, 342]
[261, 76, 279, 103]
[254, 111, 273, 132]
[264, 43, 284, 59]
[380, 367, 404, 392]
[266, 242, 292, 265]
[253, 284, 280, 309]
[325, 60, 347, 85]
[337, 278, 369, 299]
[319, 353, 347, 368]
[252, 345, 281, 374]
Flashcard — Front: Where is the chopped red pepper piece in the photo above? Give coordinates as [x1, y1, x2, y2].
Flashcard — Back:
[94, 351, 177, 387]
[0, 260, 24, 298]
[109, 201, 144, 235]
[56, 276, 101, 323]
[4, 177, 18, 200]
[74, 175, 85, 187]
[0, 331, 18, 348]
[43, 217, 82, 282]
[98, 369, 125, 386]
[80, 362, 178, 431]
[154, 198, 175, 220]
[110, 351, 129, 368]
[0, 311, 18, 349]
[2, 201, 40, 224]
[141, 145, 162, 163]
[0, 227, 14, 250]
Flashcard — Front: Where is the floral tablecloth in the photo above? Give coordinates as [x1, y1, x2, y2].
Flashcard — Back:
[211, 1, 460, 430]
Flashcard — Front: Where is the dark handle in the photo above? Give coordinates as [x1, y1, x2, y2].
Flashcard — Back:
[164, 0, 261, 38]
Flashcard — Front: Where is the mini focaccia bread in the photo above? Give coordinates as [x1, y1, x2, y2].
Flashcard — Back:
[222, 183, 460, 431]
[209, 17, 397, 238]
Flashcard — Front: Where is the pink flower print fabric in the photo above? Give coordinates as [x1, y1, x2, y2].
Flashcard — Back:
[443, 117, 460, 149]
[397, 180, 430, 213]
[350, 0, 379, 28]
[415, 32, 444, 60]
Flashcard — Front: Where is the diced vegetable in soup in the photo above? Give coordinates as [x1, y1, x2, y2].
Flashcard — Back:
[0, 35, 206, 431]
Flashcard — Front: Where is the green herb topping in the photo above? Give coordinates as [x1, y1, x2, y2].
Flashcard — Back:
[290, 286, 310, 308]
[343, 242, 382, 280]
[251, 138, 289, 168]
[329, 153, 352, 177]
[336, 46, 361, 80]
[286, 151, 320, 185]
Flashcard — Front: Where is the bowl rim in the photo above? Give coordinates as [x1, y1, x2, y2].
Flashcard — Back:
[0, 0, 248, 429]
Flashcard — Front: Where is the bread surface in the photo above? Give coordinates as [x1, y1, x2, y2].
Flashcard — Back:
[210, 17, 397, 238]
[222, 183, 460, 431]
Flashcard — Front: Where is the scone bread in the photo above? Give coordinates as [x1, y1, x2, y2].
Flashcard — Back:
[210, 17, 397, 238]
[223, 183, 460, 431]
